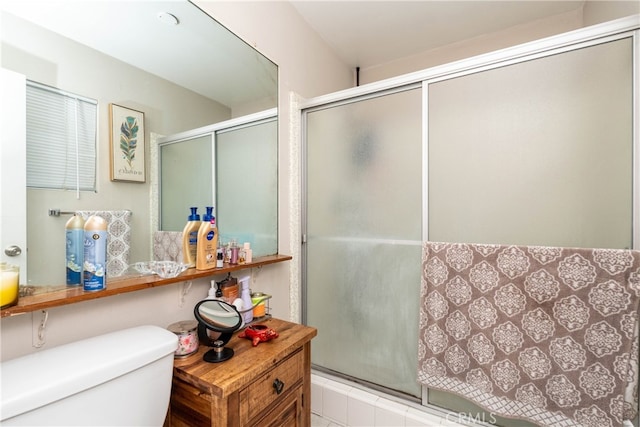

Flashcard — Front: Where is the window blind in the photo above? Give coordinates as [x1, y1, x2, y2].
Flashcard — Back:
[26, 81, 97, 192]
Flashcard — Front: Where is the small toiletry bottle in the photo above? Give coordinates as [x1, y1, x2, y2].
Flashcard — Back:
[243, 242, 252, 264]
[238, 246, 246, 265]
[224, 240, 232, 264]
[65, 214, 85, 285]
[83, 215, 108, 292]
[216, 246, 224, 268]
[239, 276, 253, 324]
[196, 207, 218, 271]
[182, 207, 201, 267]
[230, 240, 239, 265]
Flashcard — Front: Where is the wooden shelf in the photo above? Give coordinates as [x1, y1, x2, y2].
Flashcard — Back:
[1, 254, 292, 318]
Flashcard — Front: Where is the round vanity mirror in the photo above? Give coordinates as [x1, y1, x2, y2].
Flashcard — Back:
[193, 299, 243, 363]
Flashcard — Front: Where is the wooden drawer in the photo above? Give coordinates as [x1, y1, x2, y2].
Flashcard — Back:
[170, 378, 213, 426]
[250, 385, 303, 427]
[239, 348, 304, 424]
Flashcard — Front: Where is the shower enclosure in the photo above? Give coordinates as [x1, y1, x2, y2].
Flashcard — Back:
[302, 19, 638, 424]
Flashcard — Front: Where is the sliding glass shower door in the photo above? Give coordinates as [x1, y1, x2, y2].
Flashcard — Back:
[303, 28, 636, 425]
[425, 36, 635, 424]
[303, 87, 423, 397]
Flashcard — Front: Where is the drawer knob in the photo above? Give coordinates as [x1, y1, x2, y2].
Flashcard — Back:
[273, 378, 285, 394]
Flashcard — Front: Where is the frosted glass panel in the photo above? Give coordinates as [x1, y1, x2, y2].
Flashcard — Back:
[217, 119, 277, 256]
[427, 37, 634, 423]
[160, 135, 213, 231]
[428, 38, 633, 249]
[305, 88, 422, 396]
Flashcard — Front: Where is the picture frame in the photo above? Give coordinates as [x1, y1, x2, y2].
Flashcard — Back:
[109, 103, 145, 182]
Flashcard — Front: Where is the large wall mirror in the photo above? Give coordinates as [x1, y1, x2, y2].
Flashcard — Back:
[0, 0, 278, 286]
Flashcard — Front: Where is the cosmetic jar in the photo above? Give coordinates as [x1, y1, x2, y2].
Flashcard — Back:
[251, 292, 267, 318]
[167, 320, 199, 358]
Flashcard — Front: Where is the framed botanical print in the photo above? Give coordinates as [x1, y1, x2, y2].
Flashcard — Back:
[109, 104, 145, 182]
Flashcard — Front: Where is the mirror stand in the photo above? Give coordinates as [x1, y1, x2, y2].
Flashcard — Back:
[198, 325, 234, 363]
[194, 299, 243, 363]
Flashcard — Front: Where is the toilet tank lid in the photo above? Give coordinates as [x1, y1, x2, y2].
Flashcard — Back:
[1, 325, 178, 421]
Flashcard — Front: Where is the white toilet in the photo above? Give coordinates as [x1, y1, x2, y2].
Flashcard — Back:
[1, 325, 178, 426]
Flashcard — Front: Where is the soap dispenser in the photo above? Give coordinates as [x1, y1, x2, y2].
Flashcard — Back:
[182, 207, 201, 267]
[238, 275, 253, 324]
[196, 207, 218, 271]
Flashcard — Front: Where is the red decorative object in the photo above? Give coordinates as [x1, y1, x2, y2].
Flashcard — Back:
[238, 324, 279, 347]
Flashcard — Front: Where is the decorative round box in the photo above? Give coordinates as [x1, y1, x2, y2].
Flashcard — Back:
[167, 320, 199, 358]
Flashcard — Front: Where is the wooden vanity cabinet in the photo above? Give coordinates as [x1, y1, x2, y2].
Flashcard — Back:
[168, 318, 317, 427]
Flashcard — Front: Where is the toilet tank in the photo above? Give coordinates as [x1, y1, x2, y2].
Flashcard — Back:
[1, 325, 178, 426]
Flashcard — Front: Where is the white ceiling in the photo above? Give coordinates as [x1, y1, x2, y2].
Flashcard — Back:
[289, 1, 586, 69]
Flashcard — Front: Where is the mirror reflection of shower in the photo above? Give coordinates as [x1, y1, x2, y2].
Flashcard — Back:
[155, 109, 278, 257]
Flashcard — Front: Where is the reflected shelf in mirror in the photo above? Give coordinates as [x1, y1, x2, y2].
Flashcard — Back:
[2, 254, 291, 318]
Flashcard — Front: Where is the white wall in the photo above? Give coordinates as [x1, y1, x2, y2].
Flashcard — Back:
[360, 8, 584, 84]
[0, 267, 288, 361]
[584, 0, 640, 26]
[357, 1, 639, 84]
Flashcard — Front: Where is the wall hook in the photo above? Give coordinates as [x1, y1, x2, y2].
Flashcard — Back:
[32, 310, 48, 348]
